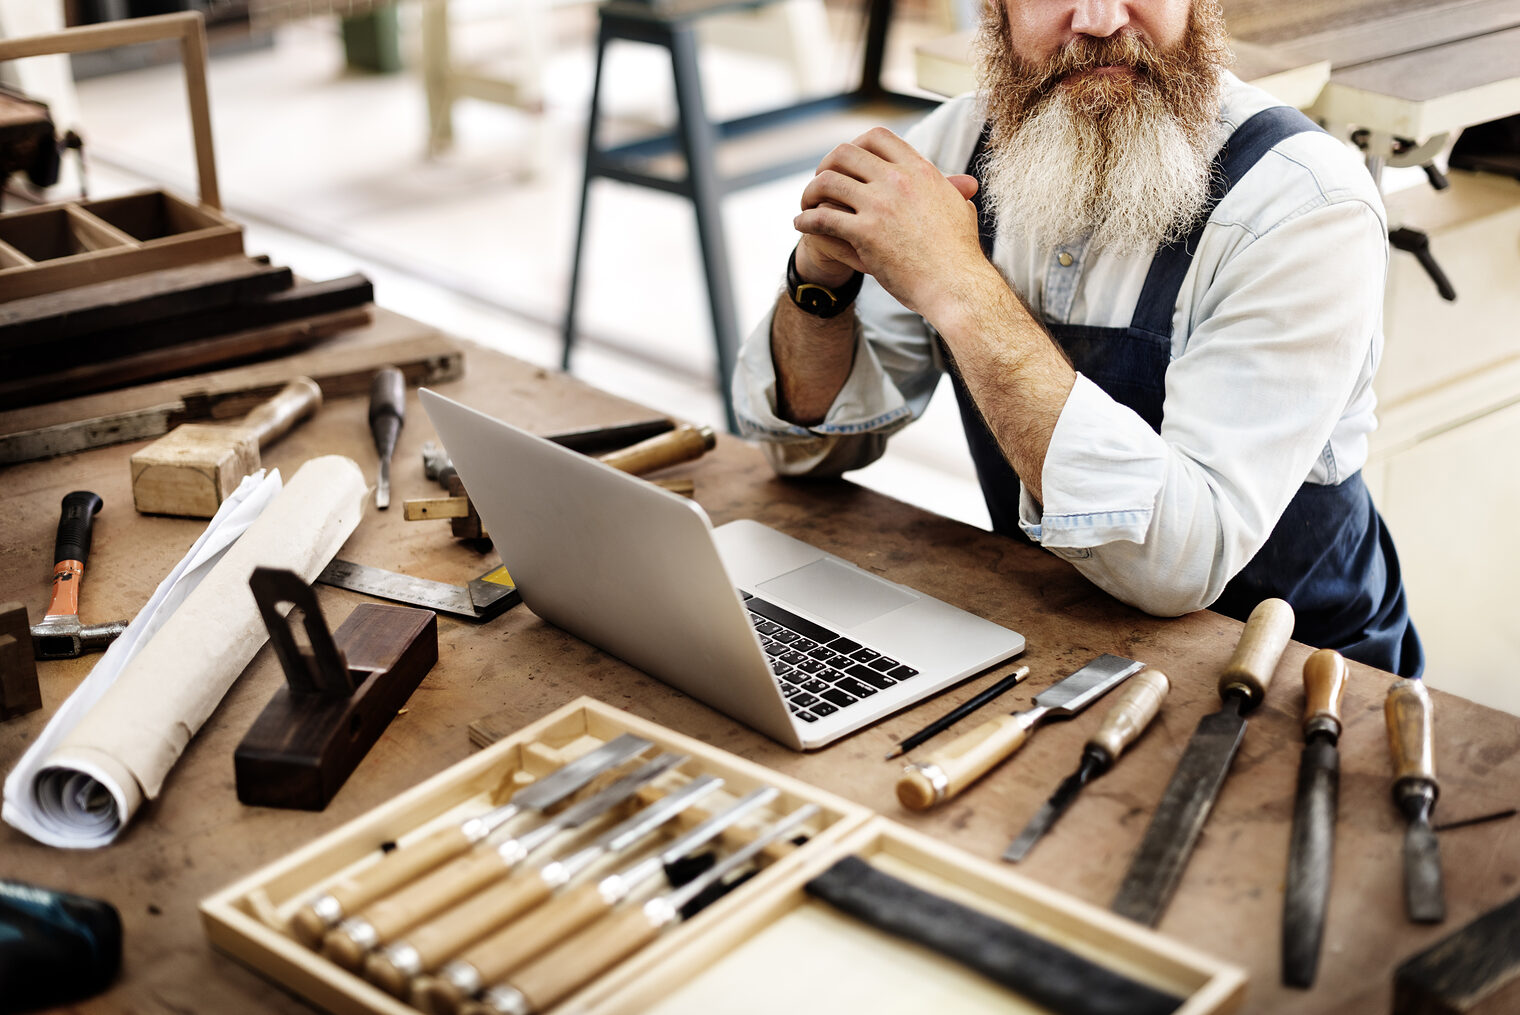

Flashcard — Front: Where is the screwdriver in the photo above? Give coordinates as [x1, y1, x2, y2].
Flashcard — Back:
[368, 366, 405, 509]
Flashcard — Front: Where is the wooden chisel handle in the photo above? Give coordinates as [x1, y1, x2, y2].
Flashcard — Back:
[508, 903, 664, 1013]
[1088, 668, 1169, 762]
[1302, 649, 1348, 737]
[596, 423, 714, 476]
[418, 882, 613, 1015]
[896, 711, 1041, 811]
[291, 824, 476, 948]
[1386, 678, 1437, 788]
[365, 874, 554, 997]
[324, 847, 514, 968]
[244, 377, 322, 448]
[1217, 598, 1296, 706]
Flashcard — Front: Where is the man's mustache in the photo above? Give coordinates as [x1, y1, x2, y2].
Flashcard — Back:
[1035, 32, 1158, 90]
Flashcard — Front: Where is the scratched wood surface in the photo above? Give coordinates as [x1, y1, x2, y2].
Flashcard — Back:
[1, 310, 1517, 1015]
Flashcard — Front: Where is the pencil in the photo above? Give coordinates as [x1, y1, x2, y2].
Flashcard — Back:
[884, 664, 1032, 759]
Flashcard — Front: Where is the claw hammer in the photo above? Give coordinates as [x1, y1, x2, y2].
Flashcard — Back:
[30, 492, 128, 661]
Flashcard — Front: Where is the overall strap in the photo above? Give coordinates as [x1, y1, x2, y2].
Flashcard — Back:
[1129, 104, 1323, 339]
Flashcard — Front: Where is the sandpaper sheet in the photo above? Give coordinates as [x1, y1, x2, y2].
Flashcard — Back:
[1, 455, 366, 848]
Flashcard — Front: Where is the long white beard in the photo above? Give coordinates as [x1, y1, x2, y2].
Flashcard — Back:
[979, 86, 1226, 257]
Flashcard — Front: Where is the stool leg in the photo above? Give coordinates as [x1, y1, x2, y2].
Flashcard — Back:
[562, 20, 613, 372]
[668, 24, 741, 433]
[422, 0, 453, 157]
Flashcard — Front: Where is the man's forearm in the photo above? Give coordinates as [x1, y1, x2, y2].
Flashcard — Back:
[770, 294, 857, 425]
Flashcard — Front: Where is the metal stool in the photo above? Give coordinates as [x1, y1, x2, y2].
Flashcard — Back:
[561, 0, 935, 431]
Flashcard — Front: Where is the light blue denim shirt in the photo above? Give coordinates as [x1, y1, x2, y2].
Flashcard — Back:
[732, 72, 1389, 618]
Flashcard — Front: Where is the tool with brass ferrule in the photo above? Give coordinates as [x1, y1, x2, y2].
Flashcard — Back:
[1112, 598, 1295, 926]
[364, 774, 726, 997]
[421, 786, 781, 1014]
[322, 753, 687, 969]
[1282, 648, 1349, 988]
[896, 654, 1145, 811]
[288, 733, 651, 947]
[477, 804, 819, 1015]
[30, 492, 127, 660]
[1003, 668, 1170, 863]
[1386, 677, 1445, 923]
[368, 366, 404, 510]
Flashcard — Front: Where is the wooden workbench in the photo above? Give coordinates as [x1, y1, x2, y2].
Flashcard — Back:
[2, 311, 1517, 1015]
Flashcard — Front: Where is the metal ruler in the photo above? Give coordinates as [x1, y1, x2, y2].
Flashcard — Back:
[316, 560, 520, 622]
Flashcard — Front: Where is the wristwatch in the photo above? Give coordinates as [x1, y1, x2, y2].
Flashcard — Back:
[786, 246, 863, 319]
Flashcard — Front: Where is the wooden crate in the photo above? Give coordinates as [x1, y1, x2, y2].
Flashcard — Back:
[199, 697, 1247, 1015]
[0, 12, 242, 302]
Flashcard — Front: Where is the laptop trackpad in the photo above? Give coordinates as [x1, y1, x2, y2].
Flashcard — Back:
[757, 558, 917, 630]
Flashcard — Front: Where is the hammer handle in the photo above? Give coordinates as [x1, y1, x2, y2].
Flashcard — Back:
[46, 492, 102, 617]
[596, 424, 714, 476]
[244, 377, 322, 448]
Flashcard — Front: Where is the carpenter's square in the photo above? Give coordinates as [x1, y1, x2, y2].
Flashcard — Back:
[316, 559, 519, 622]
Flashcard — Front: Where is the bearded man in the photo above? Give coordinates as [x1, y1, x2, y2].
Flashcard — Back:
[731, 0, 1424, 676]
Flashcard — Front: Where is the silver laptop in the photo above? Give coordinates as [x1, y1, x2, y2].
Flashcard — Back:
[420, 389, 1025, 750]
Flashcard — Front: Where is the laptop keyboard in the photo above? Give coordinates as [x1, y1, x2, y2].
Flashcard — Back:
[741, 592, 919, 724]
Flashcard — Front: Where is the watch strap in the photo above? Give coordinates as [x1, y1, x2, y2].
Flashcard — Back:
[786, 247, 863, 319]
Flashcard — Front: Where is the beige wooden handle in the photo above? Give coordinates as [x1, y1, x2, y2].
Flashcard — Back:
[510, 903, 664, 1012]
[1386, 678, 1436, 786]
[1088, 668, 1169, 762]
[243, 377, 322, 448]
[896, 712, 1035, 811]
[402, 873, 554, 980]
[1302, 648, 1349, 736]
[1217, 598, 1295, 705]
[596, 423, 715, 475]
[468, 880, 611, 984]
[290, 824, 474, 947]
[358, 847, 514, 943]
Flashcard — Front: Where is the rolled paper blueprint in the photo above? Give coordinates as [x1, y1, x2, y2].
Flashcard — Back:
[3, 456, 366, 848]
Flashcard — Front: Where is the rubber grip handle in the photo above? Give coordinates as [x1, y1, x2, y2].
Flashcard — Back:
[896, 712, 1037, 810]
[463, 881, 611, 984]
[355, 847, 516, 945]
[509, 902, 664, 1013]
[290, 824, 476, 948]
[596, 424, 715, 476]
[1301, 648, 1349, 737]
[54, 491, 102, 565]
[244, 377, 322, 448]
[1217, 597, 1296, 707]
[1087, 668, 1169, 763]
[1386, 678, 1436, 789]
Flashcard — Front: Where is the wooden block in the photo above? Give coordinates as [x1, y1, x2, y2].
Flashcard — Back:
[0, 601, 42, 721]
[130, 422, 258, 518]
[1393, 891, 1520, 1015]
[234, 604, 438, 811]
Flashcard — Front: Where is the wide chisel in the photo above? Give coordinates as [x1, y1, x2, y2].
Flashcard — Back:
[289, 733, 651, 947]
[1386, 677, 1445, 923]
[1003, 668, 1170, 862]
[1111, 598, 1295, 926]
[1282, 648, 1349, 988]
[896, 654, 1145, 811]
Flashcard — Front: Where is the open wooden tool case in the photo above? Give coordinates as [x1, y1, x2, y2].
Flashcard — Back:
[0, 12, 239, 301]
[201, 698, 1246, 1015]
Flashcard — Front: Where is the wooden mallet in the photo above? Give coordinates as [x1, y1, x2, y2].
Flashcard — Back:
[130, 377, 322, 517]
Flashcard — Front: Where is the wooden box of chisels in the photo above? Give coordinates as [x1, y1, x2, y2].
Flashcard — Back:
[200, 698, 1247, 1015]
[0, 12, 242, 302]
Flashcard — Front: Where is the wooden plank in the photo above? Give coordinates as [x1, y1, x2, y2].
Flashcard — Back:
[0, 255, 291, 348]
[0, 306, 372, 410]
[1226, 0, 1520, 70]
[0, 324, 465, 463]
[1, 274, 370, 381]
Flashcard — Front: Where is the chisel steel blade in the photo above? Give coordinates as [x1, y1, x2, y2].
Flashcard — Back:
[1404, 820, 1446, 923]
[1003, 761, 1096, 862]
[1282, 737, 1338, 987]
[1112, 702, 1247, 926]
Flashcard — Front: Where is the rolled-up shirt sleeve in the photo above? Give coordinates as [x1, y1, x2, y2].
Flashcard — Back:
[1027, 192, 1388, 616]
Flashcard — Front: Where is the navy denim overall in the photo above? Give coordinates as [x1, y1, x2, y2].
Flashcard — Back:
[947, 106, 1424, 676]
